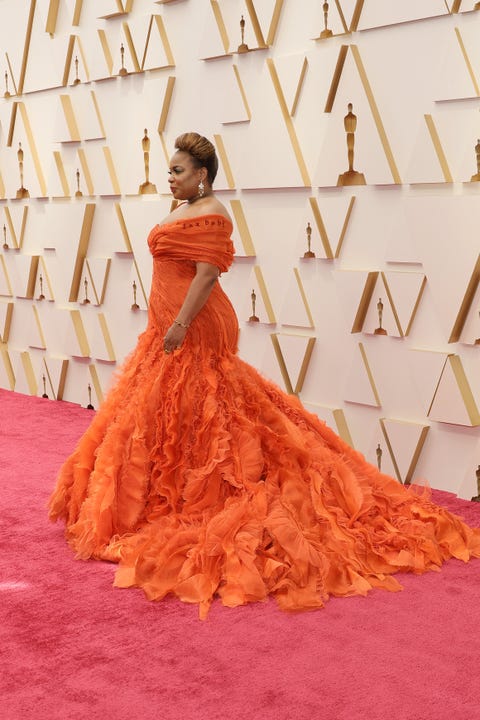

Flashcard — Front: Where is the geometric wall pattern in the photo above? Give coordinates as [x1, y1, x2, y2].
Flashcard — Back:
[1, 0, 480, 499]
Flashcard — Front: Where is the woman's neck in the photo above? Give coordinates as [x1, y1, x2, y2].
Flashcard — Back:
[187, 191, 213, 205]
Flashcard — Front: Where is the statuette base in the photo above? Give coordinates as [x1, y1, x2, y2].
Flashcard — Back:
[139, 181, 157, 195]
[337, 170, 366, 187]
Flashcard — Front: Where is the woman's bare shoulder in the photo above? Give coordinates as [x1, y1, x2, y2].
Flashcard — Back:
[200, 196, 231, 222]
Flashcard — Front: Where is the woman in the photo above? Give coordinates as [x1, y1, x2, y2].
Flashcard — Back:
[49, 132, 480, 619]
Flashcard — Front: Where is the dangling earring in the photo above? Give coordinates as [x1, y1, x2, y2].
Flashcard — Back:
[198, 180, 205, 197]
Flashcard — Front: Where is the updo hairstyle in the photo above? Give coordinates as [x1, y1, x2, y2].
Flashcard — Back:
[174, 132, 219, 184]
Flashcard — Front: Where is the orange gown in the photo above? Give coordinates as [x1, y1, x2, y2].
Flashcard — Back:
[49, 214, 480, 619]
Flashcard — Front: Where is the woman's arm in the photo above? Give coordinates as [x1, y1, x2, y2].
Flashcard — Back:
[163, 261, 219, 353]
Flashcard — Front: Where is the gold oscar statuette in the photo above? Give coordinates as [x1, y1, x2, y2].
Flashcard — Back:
[131, 280, 140, 310]
[303, 221, 315, 258]
[138, 129, 157, 194]
[72, 55, 81, 86]
[16, 142, 30, 199]
[337, 103, 366, 187]
[81, 276, 90, 305]
[374, 297, 387, 335]
[4, 70, 11, 98]
[249, 288, 260, 322]
[42, 373, 48, 399]
[3, 224, 8, 250]
[470, 139, 480, 182]
[376, 443, 382, 471]
[118, 43, 128, 76]
[474, 2, 480, 10]
[320, 2, 333, 39]
[471, 465, 480, 502]
[75, 168, 83, 198]
[87, 383, 94, 410]
[238, 15, 249, 53]
[37, 273, 45, 301]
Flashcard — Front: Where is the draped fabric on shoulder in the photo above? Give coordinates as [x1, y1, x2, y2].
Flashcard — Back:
[49, 213, 480, 619]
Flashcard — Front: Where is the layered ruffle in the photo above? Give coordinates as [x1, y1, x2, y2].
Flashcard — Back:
[49, 340, 480, 619]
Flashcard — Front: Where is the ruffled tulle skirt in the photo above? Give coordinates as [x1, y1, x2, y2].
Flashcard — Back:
[49, 326, 480, 619]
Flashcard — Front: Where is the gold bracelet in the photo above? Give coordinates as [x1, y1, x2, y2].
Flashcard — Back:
[174, 319, 189, 329]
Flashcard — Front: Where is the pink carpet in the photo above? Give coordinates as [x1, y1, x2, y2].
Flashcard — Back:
[1, 388, 480, 720]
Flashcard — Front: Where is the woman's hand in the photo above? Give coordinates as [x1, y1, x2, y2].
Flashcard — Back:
[163, 322, 187, 354]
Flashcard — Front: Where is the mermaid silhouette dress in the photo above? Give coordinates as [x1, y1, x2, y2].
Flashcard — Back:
[49, 214, 480, 619]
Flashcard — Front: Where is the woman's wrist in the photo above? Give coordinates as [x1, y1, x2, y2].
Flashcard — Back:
[173, 318, 189, 329]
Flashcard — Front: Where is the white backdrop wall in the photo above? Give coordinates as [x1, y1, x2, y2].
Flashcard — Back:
[0, 0, 480, 498]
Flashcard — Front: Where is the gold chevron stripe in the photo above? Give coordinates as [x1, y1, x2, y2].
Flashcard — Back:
[255, 266, 276, 323]
[405, 426, 429, 485]
[62, 35, 76, 87]
[122, 22, 141, 72]
[293, 268, 315, 328]
[45, 0, 60, 35]
[5, 53, 18, 96]
[424, 114, 453, 182]
[380, 272, 403, 336]
[291, 58, 308, 117]
[210, 1, 229, 54]
[334, 0, 349, 33]
[98, 313, 116, 361]
[232, 65, 251, 121]
[350, 45, 401, 184]
[98, 29, 114, 76]
[351, 272, 378, 333]
[32, 305, 47, 348]
[229, 200, 255, 255]
[333, 409, 354, 446]
[1, 346, 15, 389]
[72, 0, 83, 26]
[454, 27, 480, 96]
[158, 76, 176, 133]
[21, 351, 37, 395]
[379, 419, 402, 482]
[359, 342, 381, 405]
[267, 58, 311, 186]
[60, 95, 81, 141]
[18, 0, 36, 95]
[69, 203, 95, 302]
[309, 197, 333, 259]
[26, 256, 39, 299]
[18, 103, 48, 196]
[70, 310, 90, 356]
[103, 147, 121, 194]
[214, 134, 235, 189]
[266, 0, 284, 46]
[53, 152, 71, 197]
[77, 149, 95, 195]
[325, 45, 349, 113]
[90, 91, 106, 137]
[0, 302, 13, 342]
[449, 254, 480, 342]
[336, 196, 356, 258]
[270, 333, 293, 394]
[246, 0, 267, 47]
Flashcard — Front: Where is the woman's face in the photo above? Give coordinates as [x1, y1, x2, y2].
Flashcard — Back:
[168, 151, 205, 201]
